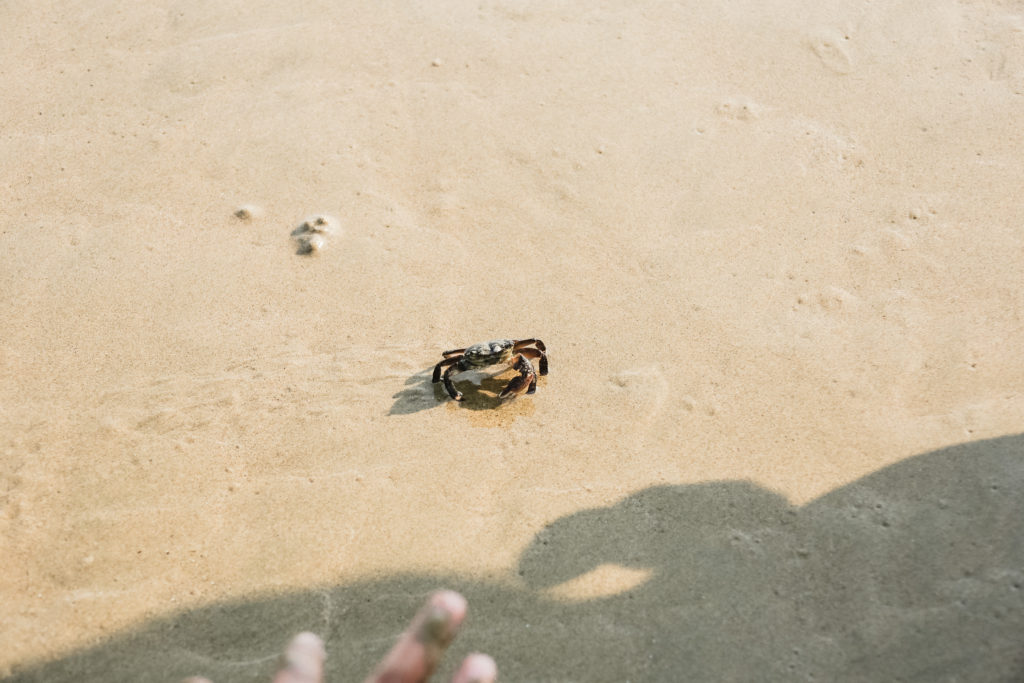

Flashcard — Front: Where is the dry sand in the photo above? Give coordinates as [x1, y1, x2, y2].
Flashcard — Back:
[2, 0, 1023, 680]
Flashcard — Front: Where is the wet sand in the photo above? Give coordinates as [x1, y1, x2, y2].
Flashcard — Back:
[2, 0, 1023, 680]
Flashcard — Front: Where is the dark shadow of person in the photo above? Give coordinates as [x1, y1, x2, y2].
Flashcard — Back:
[517, 432, 1024, 681]
[7, 435, 1023, 682]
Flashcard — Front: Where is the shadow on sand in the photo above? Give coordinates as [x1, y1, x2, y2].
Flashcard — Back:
[7, 435, 1023, 682]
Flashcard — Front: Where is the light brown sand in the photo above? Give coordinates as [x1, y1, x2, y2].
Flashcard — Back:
[2, 0, 1023, 680]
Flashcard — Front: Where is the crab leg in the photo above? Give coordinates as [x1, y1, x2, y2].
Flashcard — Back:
[441, 348, 467, 358]
[498, 354, 537, 400]
[517, 347, 548, 375]
[432, 357, 461, 384]
[513, 339, 546, 352]
[441, 363, 465, 401]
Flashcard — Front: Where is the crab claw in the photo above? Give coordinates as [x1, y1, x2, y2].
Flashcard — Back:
[499, 354, 537, 400]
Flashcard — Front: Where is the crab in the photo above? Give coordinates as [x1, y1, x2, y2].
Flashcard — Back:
[432, 339, 548, 401]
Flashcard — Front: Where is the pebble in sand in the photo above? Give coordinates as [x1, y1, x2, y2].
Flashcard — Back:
[291, 214, 340, 255]
[233, 204, 264, 220]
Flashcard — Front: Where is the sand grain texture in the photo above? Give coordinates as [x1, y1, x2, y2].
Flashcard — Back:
[2, 0, 1023, 680]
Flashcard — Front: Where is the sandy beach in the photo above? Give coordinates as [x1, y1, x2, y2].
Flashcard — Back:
[2, 0, 1023, 680]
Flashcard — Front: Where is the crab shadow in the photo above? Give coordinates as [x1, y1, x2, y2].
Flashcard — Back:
[388, 367, 531, 415]
[7, 434, 1024, 682]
